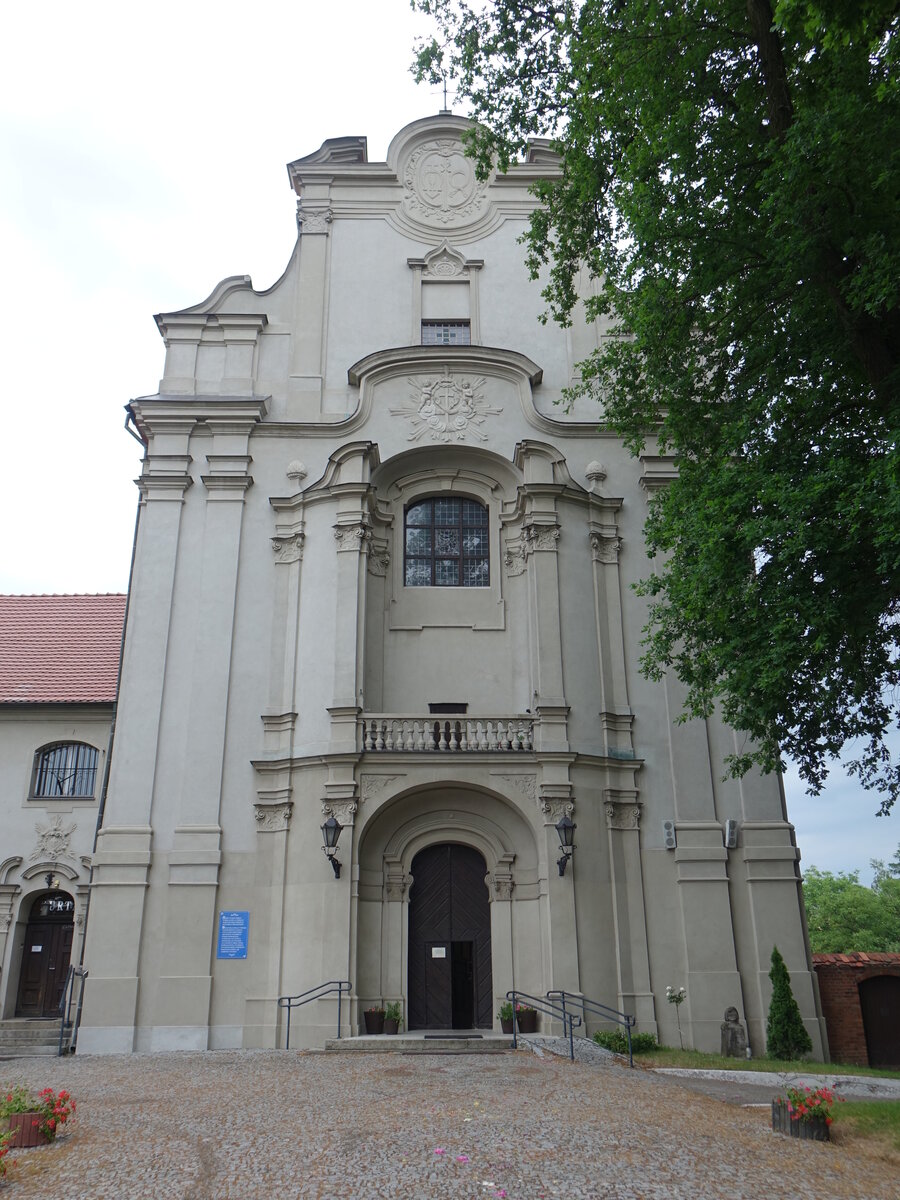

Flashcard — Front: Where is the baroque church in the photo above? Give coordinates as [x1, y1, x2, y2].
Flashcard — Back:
[1, 114, 827, 1057]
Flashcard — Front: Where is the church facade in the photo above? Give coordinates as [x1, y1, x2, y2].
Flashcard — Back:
[73, 114, 826, 1055]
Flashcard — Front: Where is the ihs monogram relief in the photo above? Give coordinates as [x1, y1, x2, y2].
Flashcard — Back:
[391, 373, 501, 444]
[30, 815, 76, 861]
[403, 140, 488, 227]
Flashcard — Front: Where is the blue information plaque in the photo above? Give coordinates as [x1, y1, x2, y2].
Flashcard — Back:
[217, 910, 249, 960]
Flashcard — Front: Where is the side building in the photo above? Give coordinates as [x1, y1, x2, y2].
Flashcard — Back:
[77, 114, 826, 1056]
[0, 594, 125, 1026]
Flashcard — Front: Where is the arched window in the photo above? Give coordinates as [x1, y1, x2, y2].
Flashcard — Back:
[30, 743, 99, 798]
[404, 497, 489, 587]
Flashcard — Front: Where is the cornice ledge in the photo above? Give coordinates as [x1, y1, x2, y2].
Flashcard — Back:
[153, 277, 261, 325]
[347, 344, 543, 388]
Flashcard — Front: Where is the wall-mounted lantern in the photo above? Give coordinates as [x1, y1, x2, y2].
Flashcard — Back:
[555, 815, 576, 877]
[321, 816, 343, 879]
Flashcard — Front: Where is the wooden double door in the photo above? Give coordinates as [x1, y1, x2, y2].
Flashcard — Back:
[15, 893, 75, 1018]
[408, 843, 492, 1030]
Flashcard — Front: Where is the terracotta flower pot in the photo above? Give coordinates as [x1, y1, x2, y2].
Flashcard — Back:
[515, 1009, 538, 1034]
[6, 1113, 48, 1148]
[363, 1010, 385, 1035]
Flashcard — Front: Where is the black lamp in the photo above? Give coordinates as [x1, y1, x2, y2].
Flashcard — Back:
[45, 871, 60, 890]
[321, 816, 343, 878]
[555, 815, 576, 876]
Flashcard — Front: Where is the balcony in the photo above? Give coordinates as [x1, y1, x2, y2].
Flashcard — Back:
[360, 715, 534, 753]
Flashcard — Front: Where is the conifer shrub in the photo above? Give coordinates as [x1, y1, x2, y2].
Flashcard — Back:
[593, 1029, 657, 1054]
[766, 945, 813, 1060]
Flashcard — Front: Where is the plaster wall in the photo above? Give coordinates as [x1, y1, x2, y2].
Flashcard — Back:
[75, 114, 826, 1058]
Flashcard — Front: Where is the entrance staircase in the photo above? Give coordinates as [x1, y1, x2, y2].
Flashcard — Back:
[325, 1031, 513, 1054]
[0, 1018, 68, 1059]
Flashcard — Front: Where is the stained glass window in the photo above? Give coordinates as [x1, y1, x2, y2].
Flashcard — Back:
[404, 497, 489, 587]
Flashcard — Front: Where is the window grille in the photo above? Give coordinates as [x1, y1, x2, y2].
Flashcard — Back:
[421, 320, 471, 346]
[404, 497, 489, 587]
[31, 743, 99, 798]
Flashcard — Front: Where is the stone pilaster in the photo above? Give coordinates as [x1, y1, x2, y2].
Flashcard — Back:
[605, 794, 656, 1035]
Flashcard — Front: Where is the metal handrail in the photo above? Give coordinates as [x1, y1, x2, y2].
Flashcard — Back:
[277, 981, 352, 1049]
[57, 965, 88, 1056]
[547, 990, 637, 1068]
[506, 990, 582, 1060]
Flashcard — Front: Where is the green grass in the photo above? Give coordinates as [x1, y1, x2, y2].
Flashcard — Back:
[636, 1045, 900, 1079]
[834, 1100, 900, 1151]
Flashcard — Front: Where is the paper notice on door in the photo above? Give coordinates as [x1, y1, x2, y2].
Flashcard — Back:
[31, 945, 43, 952]
[431, 946, 446, 958]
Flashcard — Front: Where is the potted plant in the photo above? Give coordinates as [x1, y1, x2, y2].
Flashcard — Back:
[515, 1002, 538, 1034]
[497, 1001, 514, 1034]
[363, 1005, 386, 1035]
[771, 1083, 842, 1142]
[383, 1001, 403, 1035]
[0, 1086, 75, 1148]
[0, 1128, 14, 1178]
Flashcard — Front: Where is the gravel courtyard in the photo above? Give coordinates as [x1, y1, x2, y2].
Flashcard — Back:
[2, 1048, 897, 1199]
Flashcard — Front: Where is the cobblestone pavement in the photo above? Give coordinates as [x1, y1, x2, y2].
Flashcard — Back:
[2, 1048, 897, 1199]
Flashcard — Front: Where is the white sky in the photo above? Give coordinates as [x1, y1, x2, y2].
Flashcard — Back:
[1, 0, 893, 881]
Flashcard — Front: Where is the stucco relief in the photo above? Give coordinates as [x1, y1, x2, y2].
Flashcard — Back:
[384, 861, 412, 900]
[590, 532, 620, 564]
[296, 204, 333, 235]
[423, 241, 467, 277]
[503, 540, 527, 577]
[390, 373, 501, 444]
[366, 539, 390, 577]
[496, 774, 537, 804]
[30, 816, 76, 862]
[403, 139, 489, 228]
[605, 801, 641, 830]
[539, 797, 575, 824]
[271, 532, 304, 563]
[359, 775, 402, 803]
[333, 523, 372, 552]
[524, 522, 561, 554]
[254, 802, 293, 832]
[321, 799, 358, 827]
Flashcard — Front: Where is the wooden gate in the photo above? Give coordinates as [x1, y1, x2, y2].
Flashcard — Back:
[408, 844, 492, 1030]
[15, 892, 75, 1018]
[860, 975, 900, 1067]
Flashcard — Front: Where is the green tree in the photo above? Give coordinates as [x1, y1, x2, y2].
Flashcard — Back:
[766, 945, 813, 1059]
[802, 864, 900, 953]
[413, 1, 900, 810]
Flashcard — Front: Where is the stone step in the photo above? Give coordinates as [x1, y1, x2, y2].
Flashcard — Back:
[325, 1033, 513, 1054]
[0, 1044, 60, 1058]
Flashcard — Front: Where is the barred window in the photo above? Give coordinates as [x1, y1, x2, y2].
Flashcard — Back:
[421, 320, 471, 346]
[31, 743, 99, 798]
[404, 497, 489, 587]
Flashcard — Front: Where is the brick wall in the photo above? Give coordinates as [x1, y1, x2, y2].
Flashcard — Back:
[813, 953, 900, 1066]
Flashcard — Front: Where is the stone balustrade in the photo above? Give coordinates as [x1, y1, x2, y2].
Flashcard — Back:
[360, 715, 534, 753]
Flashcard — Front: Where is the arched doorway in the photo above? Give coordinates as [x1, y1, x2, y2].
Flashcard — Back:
[860, 975, 900, 1067]
[408, 843, 492, 1029]
[15, 891, 75, 1018]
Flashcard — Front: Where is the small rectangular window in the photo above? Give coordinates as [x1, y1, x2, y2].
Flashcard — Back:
[421, 320, 471, 346]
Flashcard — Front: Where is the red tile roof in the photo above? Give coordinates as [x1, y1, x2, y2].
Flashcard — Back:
[0, 595, 126, 704]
